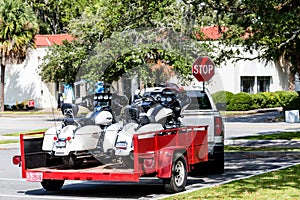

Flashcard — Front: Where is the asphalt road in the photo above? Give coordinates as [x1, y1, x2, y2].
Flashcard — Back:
[1, 149, 300, 200]
[0, 116, 55, 135]
[1, 111, 300, 199]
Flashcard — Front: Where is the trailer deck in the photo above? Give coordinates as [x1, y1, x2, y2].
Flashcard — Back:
[15, 125, 208, 193]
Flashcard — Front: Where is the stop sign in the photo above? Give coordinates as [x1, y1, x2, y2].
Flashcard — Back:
[192, 56, 215, 82]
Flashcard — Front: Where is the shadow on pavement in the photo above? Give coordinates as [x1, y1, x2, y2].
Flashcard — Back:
[224, 111, 284, 123]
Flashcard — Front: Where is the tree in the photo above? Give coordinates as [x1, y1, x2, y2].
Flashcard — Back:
[25, 0, 93, 34]
[191, 0, 300, 89]
[61, 0, 206, 85]
[0, 0, 39, 111]
[83, 28, 204, 85]
[38, 40, 87, 86]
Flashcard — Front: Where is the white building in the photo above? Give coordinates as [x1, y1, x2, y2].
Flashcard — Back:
[198, 26, 290, 94]
[4, 34, 74, 109]
[207, 52, 289, 94]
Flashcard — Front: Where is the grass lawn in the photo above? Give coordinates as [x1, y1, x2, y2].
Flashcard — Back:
[164, 164, 300, 200]
[225, 146, 300, 152]
[232, 131, 300, 140]
[3, 128, 48, 137]
[0, 140, 19, 144]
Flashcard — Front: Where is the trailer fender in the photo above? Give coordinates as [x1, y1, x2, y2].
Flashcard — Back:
[157, 147, 185, 178]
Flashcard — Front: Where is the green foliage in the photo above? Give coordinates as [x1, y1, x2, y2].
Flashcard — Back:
[41, 0, 208, 86]
[284, 96, 300, 111]
[227, 92, 253, 111]
[226, 91, 299, 111]
[166, 164, 300, 200]
[38, 40, 87, 85]
[25, 0, 93, 34]
[83, 28, 205, 84]
[252, 92, 281, 109]
[212, 91, 234, 111]
[0, 0, 39, 63]
[212, 91, 233, 105]
[275, 91, 299, 108]
[200, 0, 300, 73]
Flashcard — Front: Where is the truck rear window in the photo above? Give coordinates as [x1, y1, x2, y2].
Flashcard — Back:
[186, 91, 212, 110]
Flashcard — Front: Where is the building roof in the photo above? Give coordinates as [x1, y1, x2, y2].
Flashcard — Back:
[33, 26, 243, 47]
[197, 26, 251, 40]
[34, 34, 75, 47]
[196, 26, 227, 40]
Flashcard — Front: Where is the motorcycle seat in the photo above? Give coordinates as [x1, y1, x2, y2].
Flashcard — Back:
[63, 118, 95, 127]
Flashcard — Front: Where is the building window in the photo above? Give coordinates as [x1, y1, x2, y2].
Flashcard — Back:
[257, 76, 270, 92]
[241, 76, 255, 93]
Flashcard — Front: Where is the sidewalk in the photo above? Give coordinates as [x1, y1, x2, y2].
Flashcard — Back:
[0, 108, 61, 118]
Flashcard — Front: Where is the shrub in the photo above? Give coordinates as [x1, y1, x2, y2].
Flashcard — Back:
[275, 91, 299, 108]
[284, 94, 300, 110]
[252, 93, 265, 109]
[212, 91, 234, 111]
[227, 92, 254, 111]
[215, 90, 299, 111]
[261, 92, 281, 108]
[212, 91, 234, 105]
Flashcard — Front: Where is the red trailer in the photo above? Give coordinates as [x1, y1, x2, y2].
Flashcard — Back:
[13, 125, 208, 193]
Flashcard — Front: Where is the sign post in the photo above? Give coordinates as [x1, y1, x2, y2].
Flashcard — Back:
[192, 56, 215, 82]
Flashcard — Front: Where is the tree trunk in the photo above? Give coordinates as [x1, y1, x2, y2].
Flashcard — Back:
[0, 64, 5, 112]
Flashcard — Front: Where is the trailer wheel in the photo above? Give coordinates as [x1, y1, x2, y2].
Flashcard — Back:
[163, 153, 187, 193]
[41, 179, 65, 191]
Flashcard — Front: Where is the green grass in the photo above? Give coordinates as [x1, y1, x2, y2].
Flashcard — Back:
[233, 131, 300, 140]
[0, 140, 19, 144]
[164, 164, 300, 200]
[225, 146, 300, 152]
[3, 128, 47, 136]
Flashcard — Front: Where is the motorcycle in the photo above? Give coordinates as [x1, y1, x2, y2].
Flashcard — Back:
[42, 91, 127, 168]
[114, 86, 191, 168]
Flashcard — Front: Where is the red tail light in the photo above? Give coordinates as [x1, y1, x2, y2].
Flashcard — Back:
[66, 136, 72, 141]
[53, 136, 58, 141]
[12, 155, 21, 166]
[143, 159, 154, 168]
[214, 116, 223, 136]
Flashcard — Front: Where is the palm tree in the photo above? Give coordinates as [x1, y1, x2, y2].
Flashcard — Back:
[0, 0, 39, 111]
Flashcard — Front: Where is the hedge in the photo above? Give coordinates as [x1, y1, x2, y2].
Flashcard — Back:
[212, 90, 299, 111]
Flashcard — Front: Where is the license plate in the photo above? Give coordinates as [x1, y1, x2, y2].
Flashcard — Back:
[56, 141, 66, 147]
[26, 172, 43, 182]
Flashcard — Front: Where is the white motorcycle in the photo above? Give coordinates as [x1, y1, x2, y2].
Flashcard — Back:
[114, 86, 191, 168]
[42, 92, 125, 167]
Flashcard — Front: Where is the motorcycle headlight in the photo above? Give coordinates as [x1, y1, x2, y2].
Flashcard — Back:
[161, 96, 166, 102]
[167, 97, 172, 102]
[155, 94, 161, 101]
